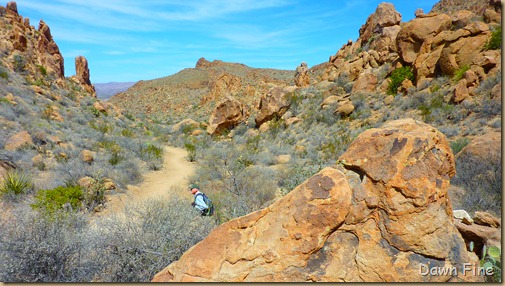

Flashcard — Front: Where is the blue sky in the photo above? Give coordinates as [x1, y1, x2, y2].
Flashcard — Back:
[16, 0, 439, 83]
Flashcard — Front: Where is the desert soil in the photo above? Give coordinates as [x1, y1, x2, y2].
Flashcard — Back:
[99, 146, 195, 215]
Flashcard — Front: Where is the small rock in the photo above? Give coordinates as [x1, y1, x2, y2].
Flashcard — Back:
[474, 211, 500, 228]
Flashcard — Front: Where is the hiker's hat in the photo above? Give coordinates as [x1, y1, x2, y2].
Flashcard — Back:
[189, 184, 199, 190]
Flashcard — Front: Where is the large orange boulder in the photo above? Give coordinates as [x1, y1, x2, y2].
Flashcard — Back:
[207, 96, 248, 135]
[358, 2, 402, 53]
[153, 119, 481, 282]
[255, 87, 291, 127]
[396, 14, 452, 64]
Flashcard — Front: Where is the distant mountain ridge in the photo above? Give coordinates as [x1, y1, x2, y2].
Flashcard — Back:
[94, 81, 136, 100]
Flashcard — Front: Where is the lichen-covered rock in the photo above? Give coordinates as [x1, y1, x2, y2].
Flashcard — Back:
[153, 119, 481, 282]
[294, 62, 310, 87]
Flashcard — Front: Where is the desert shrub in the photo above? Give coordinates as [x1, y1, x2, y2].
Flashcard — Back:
[81, 177, 107, 212]
[36, 65, 47, 76]
[184, 142, 197, 162]
[0, 70, 8, 79]
[451, 152, 501, 216]
[139, 143, 164, 170]
[190, 143, 277, 221]
[0, 207, 94, 282]
[12, 54, 25, 73]
[139, 143, 163, 160]
[450, 137, 470, 155]
[32, 185, 83, 213]
[452, 65, 470, 82]
[387, 66, 414, 95]
[485, 26, 502, 50]
[91, 197, 216, 282]
[0, 170, 32, 200]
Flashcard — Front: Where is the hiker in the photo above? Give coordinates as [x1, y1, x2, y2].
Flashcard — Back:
[188, 184, 214, 216]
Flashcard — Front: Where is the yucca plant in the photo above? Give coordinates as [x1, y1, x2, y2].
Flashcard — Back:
[0, 170, 32, 199]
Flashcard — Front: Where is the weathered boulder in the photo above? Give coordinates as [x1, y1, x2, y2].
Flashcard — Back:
[455, 131, 501, 162]
[335, 100, 354, 117]
[451, 79, 469, 103]
[396, 14, 452, 64]
[294, 62, 310, 87]
[153, 119, 481, 282]
[255, 87, 290, 127]
[351, 72, 377, 93]
[474, 211, 501, 228]
[81, 150, 94, 164]
[207, 96, 248, 135]
[358, 2, 402, 53]
[4, 130, 33, 151]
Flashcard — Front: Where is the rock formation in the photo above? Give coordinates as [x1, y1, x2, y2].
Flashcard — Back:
[153, 119, 482, 282]
[0, 2, 96, 98]
[318, 1, 501, 95]
[255, 87, 291, 127]
[73, 56, 96, 95]
[207, 96, 249, 135]
[294, 62, 310, 87]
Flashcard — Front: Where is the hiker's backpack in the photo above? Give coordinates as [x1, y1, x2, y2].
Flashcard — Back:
[196, 193, 214, 216]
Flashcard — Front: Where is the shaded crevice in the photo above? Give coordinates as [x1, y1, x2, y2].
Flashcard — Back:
[342, 164, 367, 182]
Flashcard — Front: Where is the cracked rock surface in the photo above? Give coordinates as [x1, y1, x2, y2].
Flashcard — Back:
[152, 118, 482, 282]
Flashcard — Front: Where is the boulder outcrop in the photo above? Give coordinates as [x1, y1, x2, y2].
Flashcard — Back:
[255, 87, 291, 127]
[74, 56, 95, 95]
[153, 119, 481, 282]
[294, 62, 310, 87]
[207, 96, 249, 135]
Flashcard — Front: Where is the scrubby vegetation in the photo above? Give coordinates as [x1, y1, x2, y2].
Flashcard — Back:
[0, 196, 215, 282]
[387, 66, 414, 95]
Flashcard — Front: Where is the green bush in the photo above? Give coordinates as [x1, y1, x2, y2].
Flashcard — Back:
[36, 64, 47, 76]
[0, 170, 32, 199]
[32, 185, 83, 213]
[452, 65, 470, 82]
[0, 70, 8, 79]
[387, 66, 414, 95]
[450, 137, 470, 155]
[140, 143, 163, 160]
[184, 142, 196, 162]
[485, 26, 502, 50]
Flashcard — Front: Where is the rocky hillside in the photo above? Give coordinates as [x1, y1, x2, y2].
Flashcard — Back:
[0, 1, 167, 204]
[431, 0, 501, 16]
[109, 57, 294, 121]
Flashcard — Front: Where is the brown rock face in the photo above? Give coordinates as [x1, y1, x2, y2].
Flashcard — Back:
[75, 56, 96, 95]
[396, 14, 452, 64]
[153, 119, 481, 282]
[37, 20, 64, 78]
[359, 2, 402, 53]
[75, 56, 91, 85]
[202, 72, 242, 104]
[207, 96, 248, 135]
[255, 87, 291, 127]
[351, 72, 377, 93]
[294, 62, 310, 87]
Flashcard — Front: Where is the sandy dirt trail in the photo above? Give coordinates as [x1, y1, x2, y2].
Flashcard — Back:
[100, 146, 195, 215]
